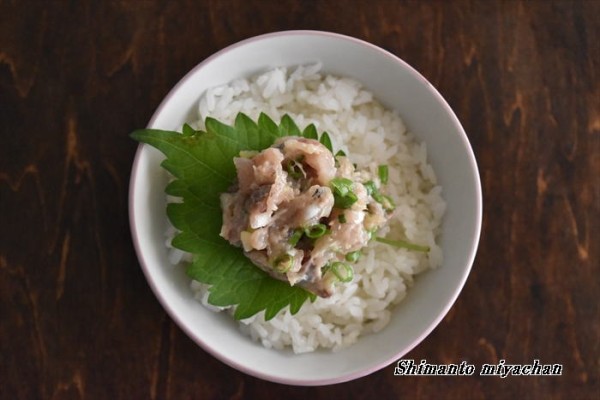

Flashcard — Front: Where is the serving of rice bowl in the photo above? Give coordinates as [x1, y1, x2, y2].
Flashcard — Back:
[129, 31, 481, 385]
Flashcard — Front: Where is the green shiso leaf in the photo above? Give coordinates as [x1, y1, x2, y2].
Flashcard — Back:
[319, 131, 333, 152]
[279, 114, 302, 137]
[182, 123, 195, 137]
[258, 112, 279, 138]
[131, 112, 326, 321]
[302, 123, 318, 140]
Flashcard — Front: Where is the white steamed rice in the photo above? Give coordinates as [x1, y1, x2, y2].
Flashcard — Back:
[166, 63, 446, 353]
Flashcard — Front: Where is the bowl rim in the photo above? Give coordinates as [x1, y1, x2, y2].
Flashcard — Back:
[129, 29, 482, 386]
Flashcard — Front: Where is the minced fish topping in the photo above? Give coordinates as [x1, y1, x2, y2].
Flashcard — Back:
[220, 136, 394, 297]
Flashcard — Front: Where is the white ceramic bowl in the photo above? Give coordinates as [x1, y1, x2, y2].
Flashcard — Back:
[129, 31, 482, 385]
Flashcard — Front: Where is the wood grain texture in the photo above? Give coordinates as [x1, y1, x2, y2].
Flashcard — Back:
[1, 0, 598, 398]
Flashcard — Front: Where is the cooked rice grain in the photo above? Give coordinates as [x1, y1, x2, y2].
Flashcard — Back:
[170, 64, 445, 353]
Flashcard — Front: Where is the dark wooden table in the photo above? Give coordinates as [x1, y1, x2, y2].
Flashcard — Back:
[1, 1, 598, 398]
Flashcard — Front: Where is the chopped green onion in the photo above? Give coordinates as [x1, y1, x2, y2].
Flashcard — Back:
[380, 194, 395, 211]
[335, 191, 358, 209]
[378, 165, 389, 184]
[363, 180, 376, 196]
[375, 236, 430, 252]
[365, 178, 395, 211]
[286, 160, 303, 179]
[330, 177, 358, 209]
[367, 229, 376, 240]
[320, 132, 333, 152]
[331, 262, 354, 282]
[288, 228, 304, 246]
[330, 177, 353, 196]
[305, 223, 328, 239]
[338, 213, 347, 223]
[273, 254, 294, 273]
[345, 251, 361, 263]
[372, 191, 396, 211]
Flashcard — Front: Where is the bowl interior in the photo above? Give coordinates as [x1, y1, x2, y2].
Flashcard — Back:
[130, 31, 482, 385]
